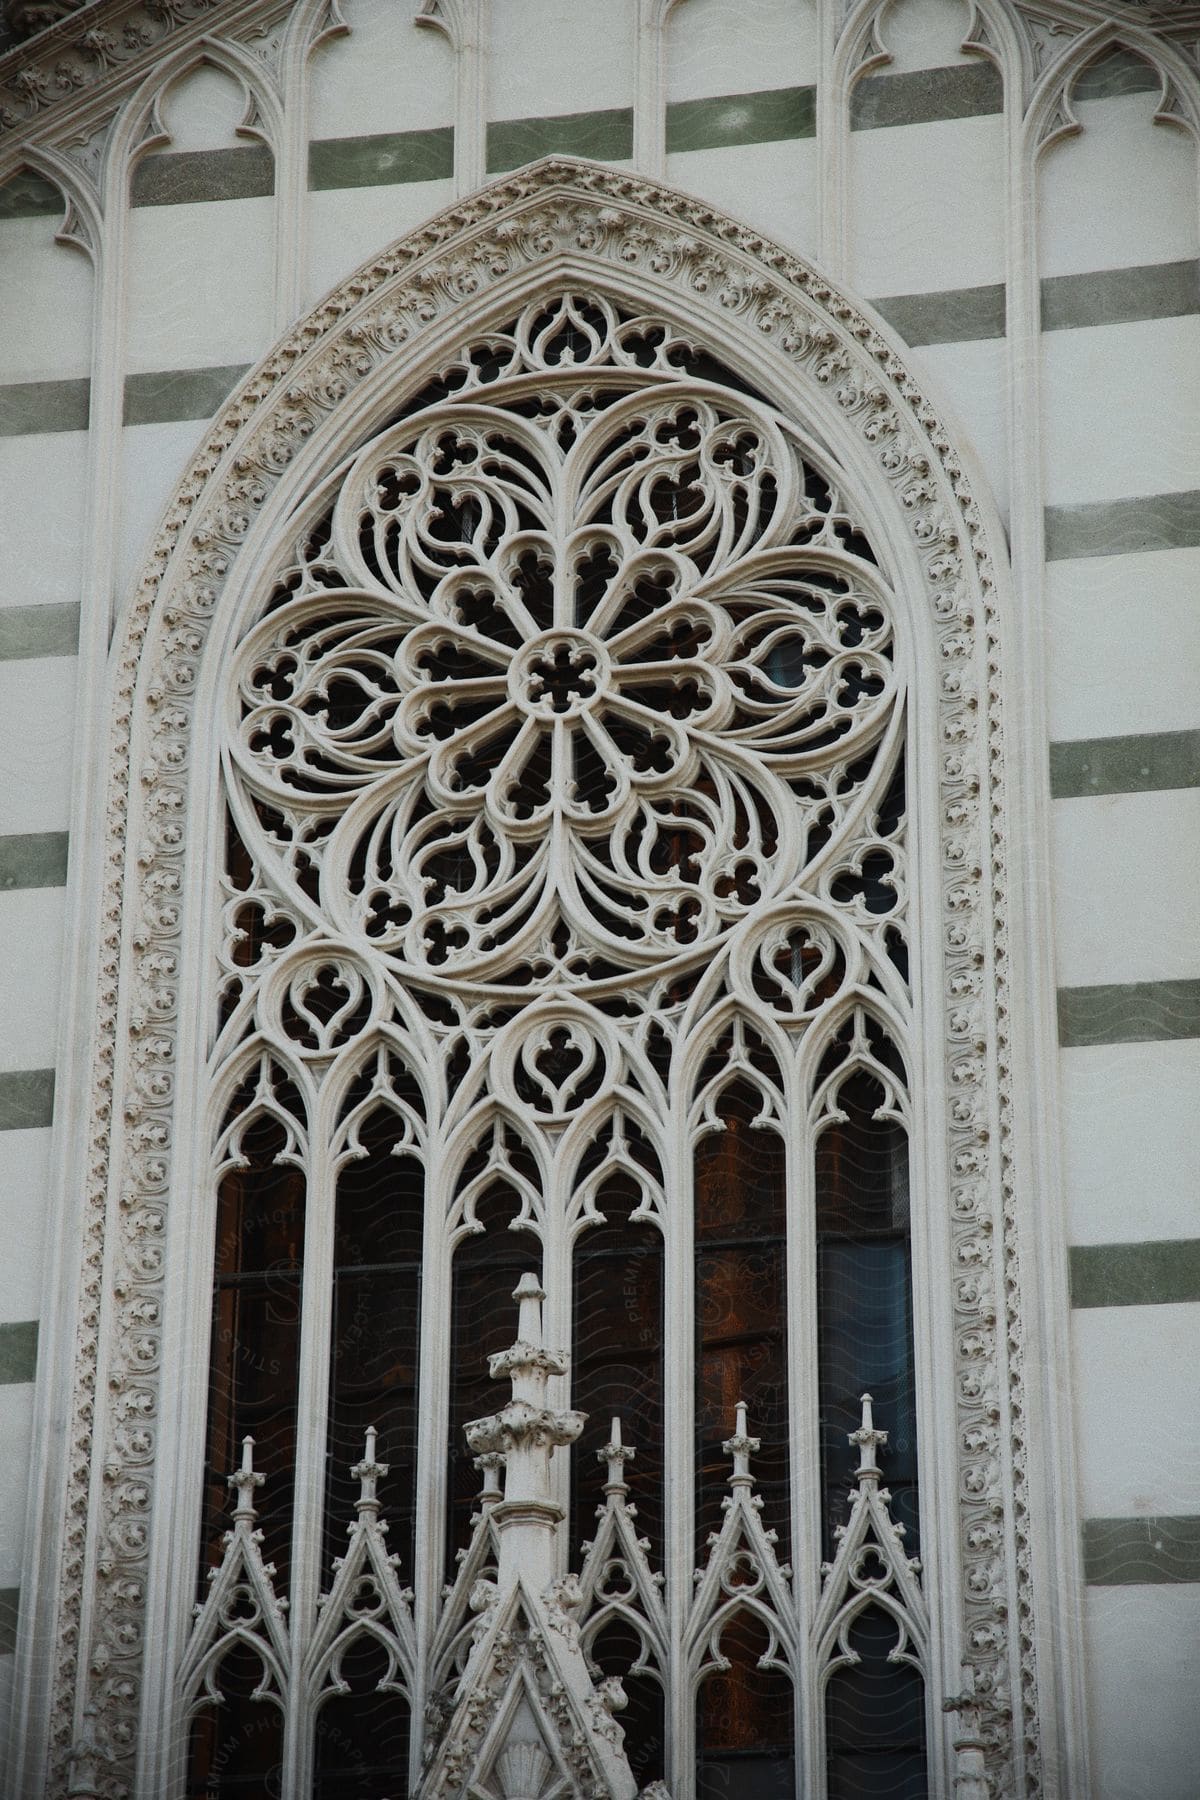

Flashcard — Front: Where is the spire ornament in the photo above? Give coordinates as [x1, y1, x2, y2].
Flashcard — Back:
[176, 1437, 290, 1723]
[416, 1277, 639, 1800]
[683, 1402, 798, 1695]
[576, 1418, 669, 1693]
[812, 1393, 930, 1707]
[301, 1426, 417, 1717]
[464, 1272, 585, 1594]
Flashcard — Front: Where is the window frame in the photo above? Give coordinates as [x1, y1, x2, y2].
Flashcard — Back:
[13, 162, 1073, 1800]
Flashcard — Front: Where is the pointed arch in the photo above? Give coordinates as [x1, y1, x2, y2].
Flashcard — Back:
[105, 32, 285, 176]
[1026, 18, 1200, 158]
[18, 155, 1071, 1799]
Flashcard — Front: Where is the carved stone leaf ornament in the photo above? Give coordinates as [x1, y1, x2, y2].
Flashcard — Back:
[32, 157, 1037, 1800]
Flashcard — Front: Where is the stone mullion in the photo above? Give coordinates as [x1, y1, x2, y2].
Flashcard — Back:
[540, 1131, 573, 1565]
[281, 1085, 336, 1797]
[632, 0, 682, 181]
[786, 1042, 823, 1797]
[663, 1081, 695, 1797]
[414, 0, 489, 197]
[407, 1114, 455, 1793]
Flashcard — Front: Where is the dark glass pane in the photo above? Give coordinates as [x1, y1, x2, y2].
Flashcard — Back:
[696, 1613, 794, 1800]
[571, 1176, 665, 1557]
[587, 1616, 667, 1789]
[325, 1113, 424, 1579]
[202, 1110, 305, 1588]
[694, 1084, 788, 1556]
[765, 635, 808, 688]
[446, 1187, 542, 1572]
[571, 1178, 666, 1788]
[825, 1608, 927, 1800]
[312, 1638, 410, 1799]
[816, 1073, 918, 1556]
[185, 1644, 284, 1798]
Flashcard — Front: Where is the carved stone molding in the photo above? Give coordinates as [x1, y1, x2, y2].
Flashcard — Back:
[0, 0, 287, 148]
[25, 155, 1045, 1797]
[2, 0, 1198, 174]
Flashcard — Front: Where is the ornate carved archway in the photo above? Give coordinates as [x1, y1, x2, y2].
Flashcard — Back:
[20, 158, 1050, 1799]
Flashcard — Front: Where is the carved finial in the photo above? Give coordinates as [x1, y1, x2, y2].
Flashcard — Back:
[465, 1274, 583, 1588]
[513, 1270, 545, 1345]
[848, 1392, 888, 1484]
[722, 1400, 760, 1490]
[351, 1425, 388, 1516]
[475, 1452, 505, 1504]
[66, 1701, 110, 1796]
[227, 1435, 265, 1524]
[599, 1416, 635, 1503]
[943, 1663, 989, 1799]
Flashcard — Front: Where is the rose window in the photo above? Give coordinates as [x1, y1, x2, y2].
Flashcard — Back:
[200, 298, 924, 1799]
[232, 303, 898, 993]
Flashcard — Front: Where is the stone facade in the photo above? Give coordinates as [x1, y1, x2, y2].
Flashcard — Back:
[0, 2, 1198, 1796]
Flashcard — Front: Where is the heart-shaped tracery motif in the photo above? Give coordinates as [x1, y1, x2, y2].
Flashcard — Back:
[231, 311, 897, 992]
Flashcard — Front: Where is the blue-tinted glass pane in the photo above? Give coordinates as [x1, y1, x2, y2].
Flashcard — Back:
[765, 635, 809, 687]
[818, 1238, 918, 1549]
[815, 1072, 918, 1554]
[826, 1608, 927, 1799]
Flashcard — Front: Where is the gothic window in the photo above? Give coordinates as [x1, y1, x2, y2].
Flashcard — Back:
[180, 292, 929, 1798]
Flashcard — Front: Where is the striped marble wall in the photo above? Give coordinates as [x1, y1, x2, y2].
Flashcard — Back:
[0, 0, 1198, 1787]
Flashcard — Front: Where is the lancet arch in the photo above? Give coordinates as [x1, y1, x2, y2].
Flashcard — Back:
[15, 156, 1062, 1800]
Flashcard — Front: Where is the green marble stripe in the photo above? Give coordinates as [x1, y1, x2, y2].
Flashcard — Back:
[1073, 50, 1162, 103]
[873, 283, 1005, 346]
[0, 604, 80, 662]
[0, 1320, 37, 1385]
[0, 170, 61, 219]
[666, 85, 814, 153]
[124, 364, 248, 427]
[1058, 979, 1200, 1048]
[0, 1069, 54, 1131]
[0, 377, 89, 437]
[0, 831, 68, 891]
[1042, 259, 1200, 332]
[0, 1589, 17, 1657]
[309, 126, 453, 191]
[851, 61, 1002, 131]
[131, 144, 274, 208]
[0, 366, 255, 435]
[1084, 1515, 1200, 1585]
[1045, 490, 1200, 561]
[1051, 730, 1200, 799]
[487, 108, 633, 174]
[1072, 1240, 1200, 1309]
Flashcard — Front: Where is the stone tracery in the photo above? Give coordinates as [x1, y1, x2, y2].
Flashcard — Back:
[189, 290, 923, 1795]
[228, 297, 900, 995]
[25, 160, 1040, 1800]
